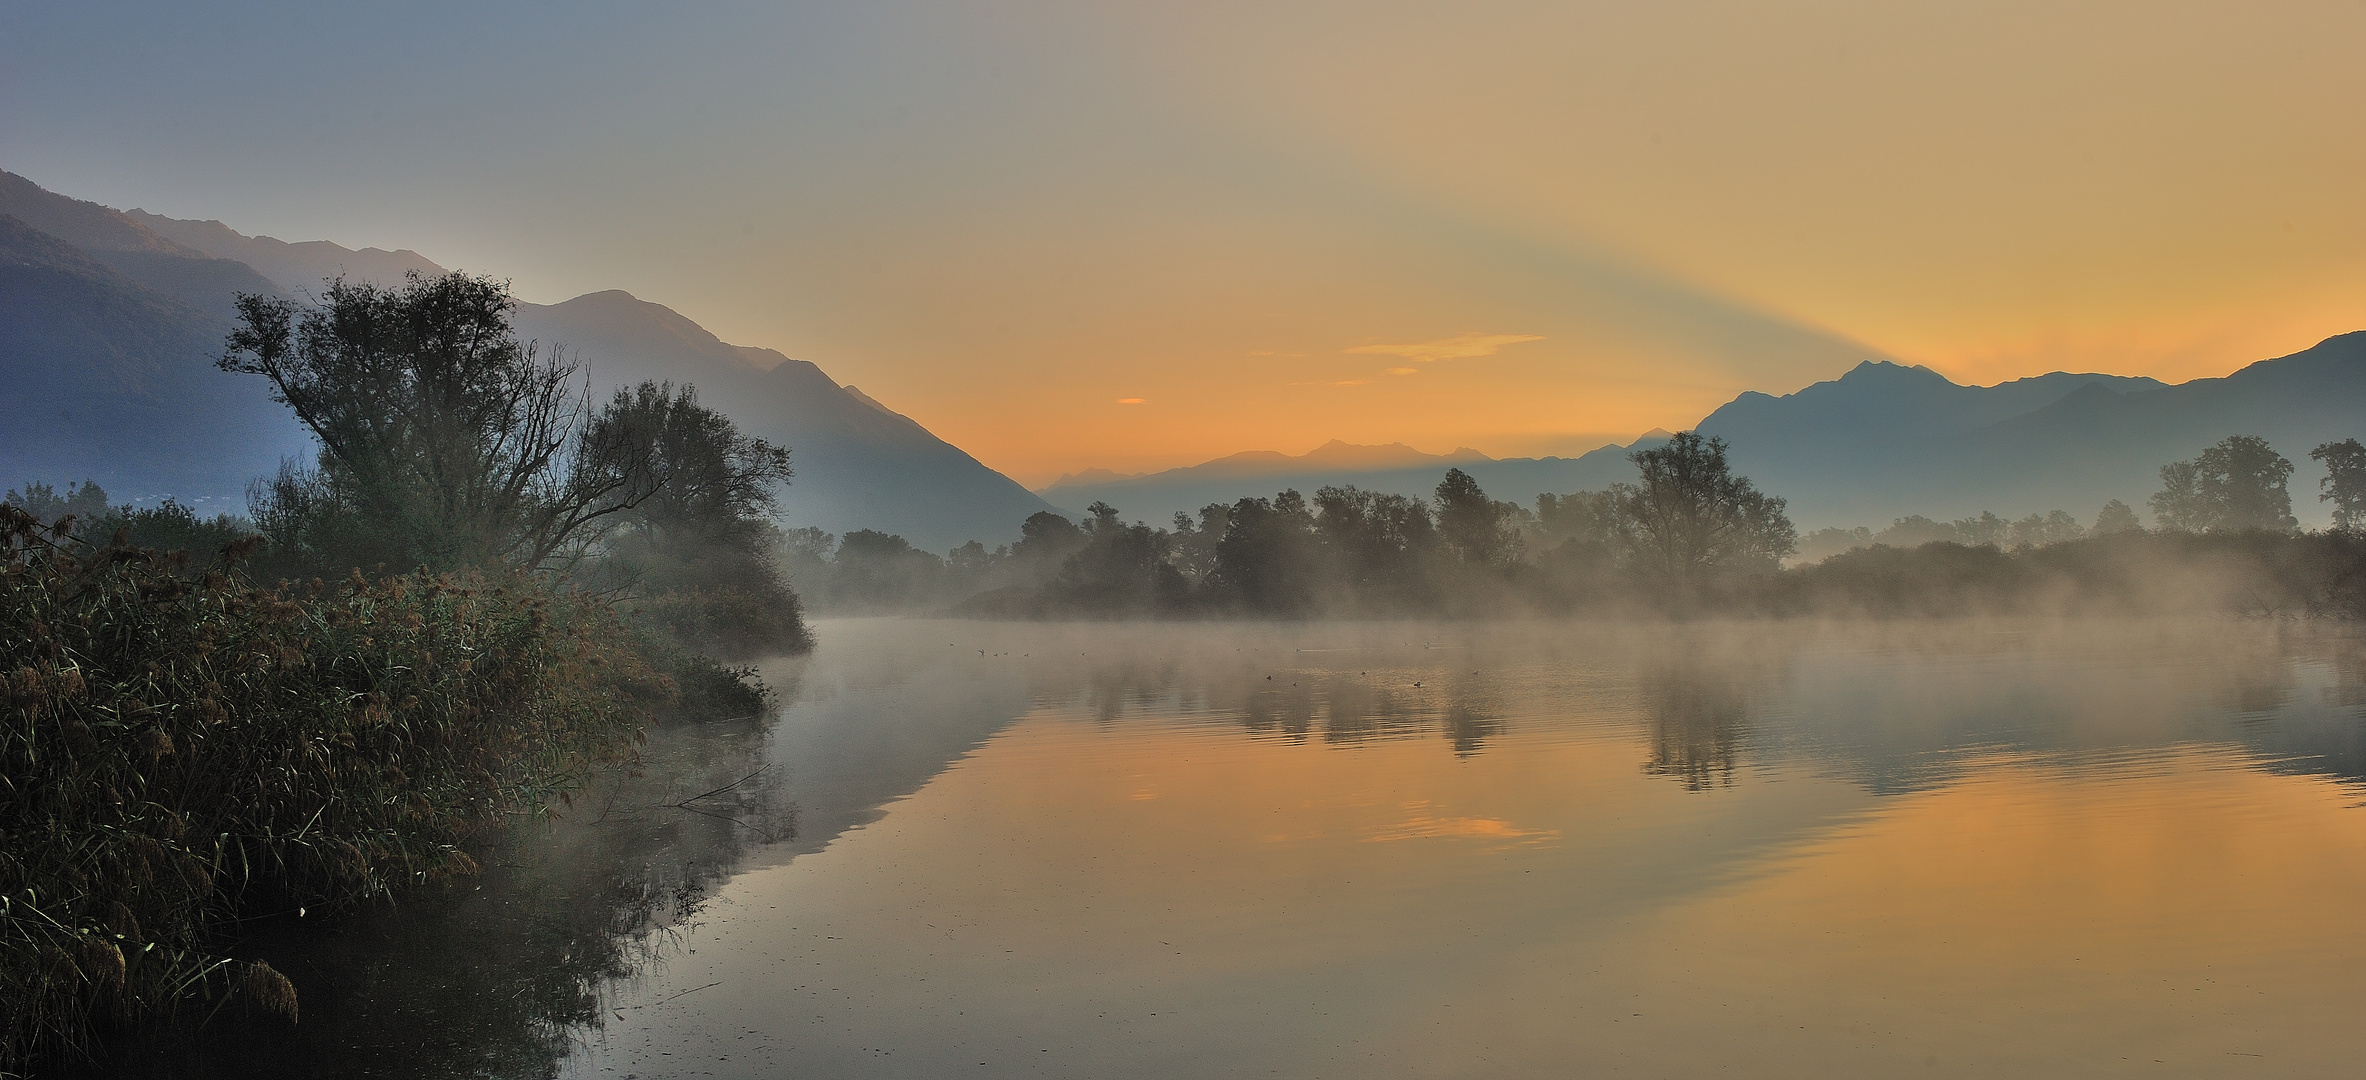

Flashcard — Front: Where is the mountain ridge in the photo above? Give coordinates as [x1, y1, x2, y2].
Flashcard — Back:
[1, 169, 1060, 549]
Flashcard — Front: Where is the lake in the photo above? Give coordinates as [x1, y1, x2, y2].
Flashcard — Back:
[112, 617, 2366, 1078]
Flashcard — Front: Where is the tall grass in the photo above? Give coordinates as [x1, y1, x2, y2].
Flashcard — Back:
[0, 506, 680, 1073]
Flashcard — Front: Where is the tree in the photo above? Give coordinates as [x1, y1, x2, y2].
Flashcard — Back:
[1058, 502, 1186, 610]
[1212, 490, 1320, 612]
[222, 272, 660, 572]
[1, 480, 107, 530]
[588, 381, 791, 554]
[1433, 468, 1521, 570]
[1611, 431, 1795, 588]
[2311, 439, 2366, 532]
[2148, 435, 2296, 533]
[2091, 499, 2141, 535]
[577, 381, 806, 654]
[2007, 510, 2083, 549]
[1314, 485, 1440, 606]
[1008, 511, 1086, 584]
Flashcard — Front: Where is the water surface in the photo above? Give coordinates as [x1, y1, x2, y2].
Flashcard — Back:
[555, 618, 2366, 1079]
[108, 617, 2366, 1078]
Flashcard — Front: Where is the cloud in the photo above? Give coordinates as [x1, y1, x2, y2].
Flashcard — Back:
[1385, 366, 1418, 376]
[1290, 379, 1371, 386]
[1116, 397, 1148, 404]
[1347, 332, 1544, 363]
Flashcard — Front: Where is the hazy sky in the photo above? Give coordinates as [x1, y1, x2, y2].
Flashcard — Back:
[6, 1, 2361, 484]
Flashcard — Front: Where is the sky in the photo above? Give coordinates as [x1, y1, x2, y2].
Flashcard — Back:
[5, 1, 2363, 486]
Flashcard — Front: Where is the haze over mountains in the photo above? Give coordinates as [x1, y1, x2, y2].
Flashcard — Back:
[1051, 341, 2364, 532]
[0, 169, 1059, 550]
[1042, 436, 1675, 528]
[5, 165, 2364, 548]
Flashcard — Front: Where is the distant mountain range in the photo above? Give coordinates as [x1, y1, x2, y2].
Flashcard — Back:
[6, 166, 2362, 546]
[1040, 435, 1673, 527]
[1696, 348, 2366, 528]
[0, 169, 1059, 550]
[1048, 348, 2366, 532]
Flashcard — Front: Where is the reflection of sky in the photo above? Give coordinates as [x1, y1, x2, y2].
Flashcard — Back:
[560, 618, 2366, 1078]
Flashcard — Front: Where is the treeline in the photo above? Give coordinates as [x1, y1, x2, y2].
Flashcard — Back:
[789, 431, 2366, 620]
[1, 272, 807, 1070]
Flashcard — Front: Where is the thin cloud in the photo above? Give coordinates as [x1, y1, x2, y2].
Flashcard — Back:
[1386, 366, 1418, 376]
[1116, 397, 1147, 405]
[1347, 332, 1544, 363]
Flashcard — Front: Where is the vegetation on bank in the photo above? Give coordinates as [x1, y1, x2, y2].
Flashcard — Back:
[2, 271, 808, 1072]
[0, 512, 684, 1070]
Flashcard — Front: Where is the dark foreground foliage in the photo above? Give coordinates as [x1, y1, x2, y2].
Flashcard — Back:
[0, 506, 738, 1074]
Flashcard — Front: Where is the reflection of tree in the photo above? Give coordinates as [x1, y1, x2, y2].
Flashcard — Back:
[1441, 704, 1502, 757]
[1640, 663, 1754, 791]
[85, 710, 792, 1079]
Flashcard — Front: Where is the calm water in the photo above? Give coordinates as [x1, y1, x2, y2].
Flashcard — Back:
[117, 618, 2366, 1078]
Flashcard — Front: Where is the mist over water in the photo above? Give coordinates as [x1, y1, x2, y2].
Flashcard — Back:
[109, 616, 2366, 1078]
[532, 617, 2366, 1079]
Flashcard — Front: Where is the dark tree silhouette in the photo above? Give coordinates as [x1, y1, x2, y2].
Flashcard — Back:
[1433, 467, 1521, 570]
[2311, 439, 2366, 532]
[1612, 431, 1795, 588]
[222, 272, 660, 572]
[1212, 491, 1320, 613]
[2149, 435, 2296, 533]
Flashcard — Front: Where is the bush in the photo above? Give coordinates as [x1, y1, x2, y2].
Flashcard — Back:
[0, 506, 677, 1072]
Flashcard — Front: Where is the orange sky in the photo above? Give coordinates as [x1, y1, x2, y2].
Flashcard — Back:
[11, 2, 2364, 486]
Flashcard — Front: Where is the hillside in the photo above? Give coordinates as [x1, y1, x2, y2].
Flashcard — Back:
[0, 170, 281, 320]
[1698, 342, 2366, 528]
[2, 171, 1061, 548]
[514, 292, 1061, 550]
[124, 208, 445, 293]
[0, 214, 307, 503]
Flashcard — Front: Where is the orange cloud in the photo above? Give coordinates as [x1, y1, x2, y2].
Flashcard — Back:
[1348, 332, 1545, 363]
[1117, 397, 1148, 405]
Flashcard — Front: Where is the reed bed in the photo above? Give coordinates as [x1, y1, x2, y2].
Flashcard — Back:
[0, 506, 678, 1073]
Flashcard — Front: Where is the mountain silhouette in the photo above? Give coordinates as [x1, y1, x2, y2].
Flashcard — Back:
[125, 209, 444, 293]
[1697, 343, 2366, 528]
[9, 167, 2362, 541]
[513, 291, 1060, 550]
[1040, 436, 1665, 526]
[0, 171, 280, 321]
[0, 213, 306, 503]
[2, 171, 1060, 549]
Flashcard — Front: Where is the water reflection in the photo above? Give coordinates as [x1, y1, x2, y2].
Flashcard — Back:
[86, 618, 2366, 1078]
[1639, 660, 1756, 790]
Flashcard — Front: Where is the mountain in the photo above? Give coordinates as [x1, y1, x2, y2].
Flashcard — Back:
[1696, 343, 2366, 528]
[512, 292, 1061, 551]
[1, 170, 1060, 548]
[124, 209, 445, 293]
[0, 171, 281, 321]
[0, 214, 308, 504]
[1039, 436, 1666, 526]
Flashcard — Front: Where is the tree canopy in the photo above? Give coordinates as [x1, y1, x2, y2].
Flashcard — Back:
[2148, 435, 2296, 533]
[1612, 431, 1795, 589]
